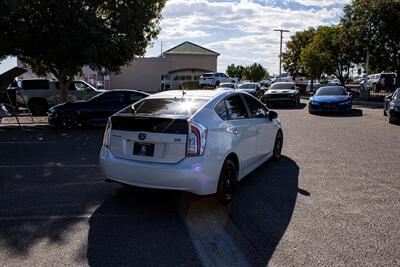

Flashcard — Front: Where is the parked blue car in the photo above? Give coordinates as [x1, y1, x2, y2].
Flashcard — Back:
[308, 86, 352, 114]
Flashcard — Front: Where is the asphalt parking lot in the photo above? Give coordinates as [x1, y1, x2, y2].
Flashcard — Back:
[0, 102, 399, 266]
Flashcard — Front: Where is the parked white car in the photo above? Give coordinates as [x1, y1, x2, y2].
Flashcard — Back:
[199, 72, 237, 88]
[100, 90, 283, 203]
[217, 82, 237, 90]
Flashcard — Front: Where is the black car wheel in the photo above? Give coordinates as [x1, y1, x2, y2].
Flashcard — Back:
[388, 112, 394, 124]
[60, 111, 79, 129]
[216, 159, 237, 204]
[271, 131, 283, 161]
[215, 81, 220, 87]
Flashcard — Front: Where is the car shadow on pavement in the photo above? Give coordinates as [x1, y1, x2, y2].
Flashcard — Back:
[86, 156, 301, 267]
[267, 103, 307, 110]
[310, 108, 363, 117]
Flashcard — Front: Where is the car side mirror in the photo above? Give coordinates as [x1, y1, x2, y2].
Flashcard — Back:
[268, 111, 278, 121]
[309, 92, 314, 96]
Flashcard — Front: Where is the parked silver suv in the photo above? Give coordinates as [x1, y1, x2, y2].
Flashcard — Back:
[16, 79, 103, 115]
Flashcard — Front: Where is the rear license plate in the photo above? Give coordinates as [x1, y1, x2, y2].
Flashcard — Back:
[133, 142, 155, 157]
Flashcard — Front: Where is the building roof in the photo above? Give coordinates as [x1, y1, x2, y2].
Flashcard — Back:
[162, 41, 220, 56]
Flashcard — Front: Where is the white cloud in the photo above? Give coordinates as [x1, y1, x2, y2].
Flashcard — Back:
[146, 0, 349, 74]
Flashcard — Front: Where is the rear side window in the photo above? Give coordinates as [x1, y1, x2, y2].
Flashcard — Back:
[243, 95, 267, 118]
[215, 101, 228, 120]
[225, 95, 249, 120]
[127, 98, 208, 117]
[93, 92, 125, 103]
[21, 80, 50, 90]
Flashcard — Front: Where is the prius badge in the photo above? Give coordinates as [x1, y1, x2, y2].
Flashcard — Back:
[138, 133, 147, 141]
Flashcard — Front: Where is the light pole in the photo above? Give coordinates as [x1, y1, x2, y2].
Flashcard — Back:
[274, 29, 290, 81]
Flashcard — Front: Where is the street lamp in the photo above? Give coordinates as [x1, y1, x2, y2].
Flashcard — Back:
[274, 29, 290, 81]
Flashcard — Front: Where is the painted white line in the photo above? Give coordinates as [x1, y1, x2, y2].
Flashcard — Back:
[0, 164, 99, 168]
[182, 198, 251, 267]
[0, 214, 133, 221]
[0, 142, 57, 144]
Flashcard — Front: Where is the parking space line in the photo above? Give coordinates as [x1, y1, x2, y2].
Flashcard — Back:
[0, 164, 99, 168]
[0, 214, 135, 221]
[182, 199, 251, 267]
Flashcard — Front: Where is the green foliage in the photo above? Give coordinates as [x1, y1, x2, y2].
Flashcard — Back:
[226, 63, 269, 82]
[243, 63, 269, 82]
[0, 0, 166, 100]
[226, 64, 246, 80]
[341, 0, 400, 76]
[282, 28, 316, 77]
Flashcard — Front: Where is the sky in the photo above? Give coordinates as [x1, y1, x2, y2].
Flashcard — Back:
[145, 0, 351, 74]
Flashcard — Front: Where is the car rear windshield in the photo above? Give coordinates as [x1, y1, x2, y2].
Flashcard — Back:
[316, 87, 347, 96]
[238, 83, 257, 89]
[270, 83, 295, 90]
[121, 98, 208, 117]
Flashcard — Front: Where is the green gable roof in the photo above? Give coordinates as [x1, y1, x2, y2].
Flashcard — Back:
[163, 41, 219, 56]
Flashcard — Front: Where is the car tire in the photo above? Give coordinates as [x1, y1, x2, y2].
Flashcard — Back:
[29, 100, 48, 116]
[388, 112, 394, 124]
[271, 130, 283, 161]
[216, 159, 237, 204]
[383, 109, 387, 116]
[215, 81, 220, 87]
[60, 111, 79, 129]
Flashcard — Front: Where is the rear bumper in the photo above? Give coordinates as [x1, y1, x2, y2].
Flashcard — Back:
[99, 147, 220, 195]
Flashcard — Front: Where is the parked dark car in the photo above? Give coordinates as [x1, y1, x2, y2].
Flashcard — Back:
[237, 82, 260, 96]
[48, 90, 149, 128]
[308, 86, 352, 114]
[263, 82, 300, 106]
[384, 88, 400, 123]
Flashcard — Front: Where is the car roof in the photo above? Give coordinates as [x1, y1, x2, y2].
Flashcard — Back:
[105, 89, 149, 94]
[148, 90, 224, 100]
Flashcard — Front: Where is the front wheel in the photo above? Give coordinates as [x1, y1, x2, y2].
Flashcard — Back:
[216, 159, 237, 204]
[60, 111, 79, 129]
[271, 131, 283, 161]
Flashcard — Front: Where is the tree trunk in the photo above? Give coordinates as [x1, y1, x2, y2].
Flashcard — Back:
[56, 75, 72, 103]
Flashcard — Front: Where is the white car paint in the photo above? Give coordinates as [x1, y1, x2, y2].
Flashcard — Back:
[199, 73, 237, 88]
[99, 90, 282, 195]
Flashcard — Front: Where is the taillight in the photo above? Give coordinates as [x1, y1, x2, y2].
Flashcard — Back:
[186, 121, 207, 157]
[103, 118, 112, 149]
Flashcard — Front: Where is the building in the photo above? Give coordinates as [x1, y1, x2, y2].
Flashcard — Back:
[109, 41, 219, 92]
[0, 41, 219, 92]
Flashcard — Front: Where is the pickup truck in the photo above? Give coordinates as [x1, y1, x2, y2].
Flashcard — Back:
[16, 79, 104, 115]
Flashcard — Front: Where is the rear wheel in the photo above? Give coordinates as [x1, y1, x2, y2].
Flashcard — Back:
[216, 159, 237, 204]
[271, 131, 283, 161]
[215, 81, 220, 87]
[60, 111, 79, 129]
[388, 112, 394, 124]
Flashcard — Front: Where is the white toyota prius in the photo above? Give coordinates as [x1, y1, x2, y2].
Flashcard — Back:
[100, 90, 283, 203]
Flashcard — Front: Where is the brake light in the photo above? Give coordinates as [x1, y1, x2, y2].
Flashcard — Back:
[103, 118, 112, 149]
[186, 121, 207, 157]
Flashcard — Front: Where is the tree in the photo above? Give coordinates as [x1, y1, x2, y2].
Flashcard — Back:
[309, 26, 355, 85]
[243, 63, 268, 82]
[0, 0, 166, 101]
[341, 0, 400, 84]
[226, 64, 246, 80]
[300, 43, 327, 89]
[282, 28, 316, 77]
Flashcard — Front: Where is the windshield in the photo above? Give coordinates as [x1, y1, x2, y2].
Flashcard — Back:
[238, 83, 257, 89]
[270, 83, 295, 90]
[121, 98, 208, 117]
[316, 86, 347, 96]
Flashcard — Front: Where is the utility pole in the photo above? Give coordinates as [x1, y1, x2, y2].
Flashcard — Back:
[274, 29, 290, 81]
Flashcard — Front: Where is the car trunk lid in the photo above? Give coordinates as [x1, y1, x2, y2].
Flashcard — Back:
[110, 115, 188, 164]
